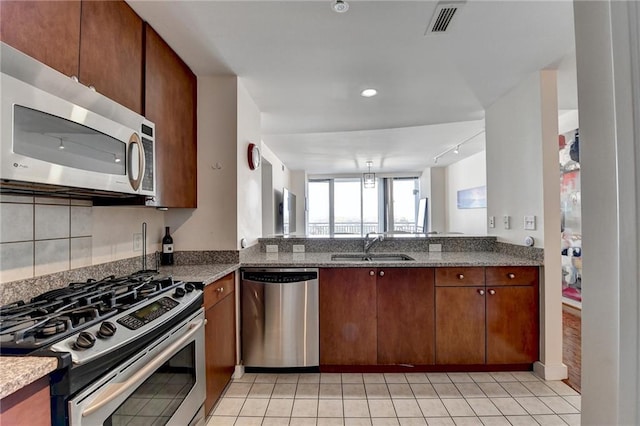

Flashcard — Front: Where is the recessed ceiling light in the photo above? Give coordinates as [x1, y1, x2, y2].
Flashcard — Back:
[332, 0, 349, 13]
[361, 88, 377, 97]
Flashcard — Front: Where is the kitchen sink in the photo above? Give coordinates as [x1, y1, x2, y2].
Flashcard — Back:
[330, 253, 415, 262]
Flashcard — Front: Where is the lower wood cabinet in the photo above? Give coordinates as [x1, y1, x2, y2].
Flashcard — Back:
[320, 267, 435, 366]
[320, 265, 539, 369]
[435, 285, 486, 364]
[203, 273, 235, 414]
[486, 283, 539, 364]
[377, 268, 435, 365]
[0, 377, 51, 426]
[319, 268, 377, 365]
[435, 266, 539, 365]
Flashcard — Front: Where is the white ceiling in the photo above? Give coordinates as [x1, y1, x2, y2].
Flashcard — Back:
[128, 0, 577, 173]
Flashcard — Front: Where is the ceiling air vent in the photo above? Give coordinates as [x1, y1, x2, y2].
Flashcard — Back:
[426, 1, 465, 34]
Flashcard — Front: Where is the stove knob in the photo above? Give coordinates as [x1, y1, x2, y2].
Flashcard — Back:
[185, 283, 195, 293]
[97, 321, 117, 338]
[75, 331, 96, 349]
[173, 287, 186, 298]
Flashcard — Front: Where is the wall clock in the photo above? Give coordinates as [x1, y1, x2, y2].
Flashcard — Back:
[248, 143, 261, 170]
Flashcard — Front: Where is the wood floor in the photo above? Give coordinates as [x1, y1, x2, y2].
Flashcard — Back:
[562, 305, 581, 393]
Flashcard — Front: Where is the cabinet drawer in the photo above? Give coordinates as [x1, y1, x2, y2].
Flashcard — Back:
[485, 266, 538, 286]
[204, 273, 235, 309]
[435, 267, 485, 286]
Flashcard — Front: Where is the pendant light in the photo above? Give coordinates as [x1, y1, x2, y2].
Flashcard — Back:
[363, 161, 376, 189]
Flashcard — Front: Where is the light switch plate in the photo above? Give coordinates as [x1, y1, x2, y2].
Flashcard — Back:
[293, 244, 305, 253]
[524, 215, 536, 230]
[503, 215, 511, 230]
[266, 245, 279, 253]
[429, 244, 442, 252]
[489, 216, 495, 228]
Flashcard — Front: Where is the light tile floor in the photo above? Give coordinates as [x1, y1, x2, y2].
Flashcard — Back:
[206, 372, 580, 426]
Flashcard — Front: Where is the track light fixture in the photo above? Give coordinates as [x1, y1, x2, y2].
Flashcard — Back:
[433, 130, 485, 165]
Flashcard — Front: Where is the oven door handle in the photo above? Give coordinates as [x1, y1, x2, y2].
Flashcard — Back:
[82, 318, 206, 417]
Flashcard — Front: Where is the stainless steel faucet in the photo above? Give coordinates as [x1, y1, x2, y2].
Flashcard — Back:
[364, 232, 384, 253]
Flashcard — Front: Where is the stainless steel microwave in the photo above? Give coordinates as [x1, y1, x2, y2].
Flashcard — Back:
[0, 72, 156, 198]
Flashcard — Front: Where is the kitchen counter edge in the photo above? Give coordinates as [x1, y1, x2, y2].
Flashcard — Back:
[161, 251, 541, 285]
[0, 356, 58, 399]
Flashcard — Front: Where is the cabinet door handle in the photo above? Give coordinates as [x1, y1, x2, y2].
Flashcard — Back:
[488, 289, 496, 295]
[478, 289, 485, 295]
[508, 273, 516, 279]
[216, 287, 224, 293]
[457, 273, 464, 280]
[369, 270, 375, 276]
[379, 270, 385, 277]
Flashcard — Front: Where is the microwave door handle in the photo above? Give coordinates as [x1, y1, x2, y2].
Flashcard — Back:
[81, 318, 205, 417]
[127, 133, 144, 191]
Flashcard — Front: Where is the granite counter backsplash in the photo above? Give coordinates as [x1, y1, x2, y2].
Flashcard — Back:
[0, 250, 240, 306]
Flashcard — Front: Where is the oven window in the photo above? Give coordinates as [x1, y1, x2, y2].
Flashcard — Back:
[105, 342, 196, 426]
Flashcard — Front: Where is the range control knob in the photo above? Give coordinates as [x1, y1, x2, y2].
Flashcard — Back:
[185, 283, 195, 293]
[173, 287, 186, 298]
[75, 331, 96, 349]
[97, 321, 117, 338]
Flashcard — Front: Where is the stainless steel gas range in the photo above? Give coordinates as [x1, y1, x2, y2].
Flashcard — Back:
[0, 271, 206, 426]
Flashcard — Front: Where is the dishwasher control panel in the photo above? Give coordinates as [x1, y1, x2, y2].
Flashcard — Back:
[242, 271, 318, 283]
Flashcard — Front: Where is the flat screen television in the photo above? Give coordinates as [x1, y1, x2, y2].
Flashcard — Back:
[416, 197, 428, 233]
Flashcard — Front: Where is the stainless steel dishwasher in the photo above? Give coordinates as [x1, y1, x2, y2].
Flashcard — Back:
[241, 268, 319, 369]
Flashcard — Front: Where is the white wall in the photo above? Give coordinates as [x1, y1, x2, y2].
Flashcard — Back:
[575, 1, 640, 423]
[261, 142, 292, 234]
[236, 80, 262, 248]
[430, 167, 446, 233]
[445, 151, 487, 235]
[485, 70, 565, 381]
[92, 206, 165, 264]
[166, 76, 238, 251]
[290, 170, 307, 235]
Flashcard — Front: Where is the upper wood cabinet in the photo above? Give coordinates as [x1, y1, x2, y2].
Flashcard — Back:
[79, 1, 143, 113]
[0, 0, 143, 114]
[0, 1, 81, 78]
[144, 25, 198, 208]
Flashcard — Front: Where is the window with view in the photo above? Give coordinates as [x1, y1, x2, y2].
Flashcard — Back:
[307, 176, 419, 236]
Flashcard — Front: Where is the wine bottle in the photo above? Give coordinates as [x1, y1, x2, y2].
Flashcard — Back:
[161, 226, 174, 265]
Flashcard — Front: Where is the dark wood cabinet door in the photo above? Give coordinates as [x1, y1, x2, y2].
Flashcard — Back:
[144, 24, 197, 208]
[319, 268, 377, 365]
[0, 0, 81, 77]
[486, 285, 539, 364]
[204, 292, 236, 414]
[435, 286, 486, 364]
[377, 268, 435, 365]
[79, 0, 143, 114]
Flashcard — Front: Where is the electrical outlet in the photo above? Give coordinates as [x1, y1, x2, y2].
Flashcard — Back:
[429, 244, 442, 252]
[503, 215, 511, 230]
[524, 215, 536, 230]
[266, 245, 279, 253]
[489, 216, 495, 228]
[133, 233, 143, 251]
[293, 244, 305, 253]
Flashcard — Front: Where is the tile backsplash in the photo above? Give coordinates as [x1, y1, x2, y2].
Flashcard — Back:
[0, 195, 92, 282]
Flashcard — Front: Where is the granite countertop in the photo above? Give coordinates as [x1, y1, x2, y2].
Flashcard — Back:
[160, 252, 539, 285]
[158, 263, 240, 285]
[0, 356, 58, 399]
[240, 251, 542, 268]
